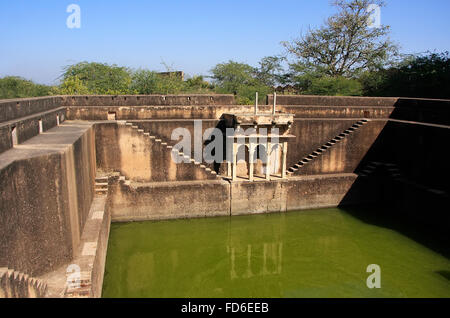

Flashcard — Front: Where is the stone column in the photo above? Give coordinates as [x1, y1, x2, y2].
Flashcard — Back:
[249, 144, 255, 182]
[266, 141, 271, 181]
[232, 142, 237, 181]
[227, 161, 232, 178]
[282, 141, 288, 179]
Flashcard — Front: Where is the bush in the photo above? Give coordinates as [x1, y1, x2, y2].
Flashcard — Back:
[61, 62, 132, 95]
[0, 76, 53, 99]
[54, 75, 91, 95]
[361, 52, 450, 98]
[299, 76, 363, 96]
[211, 61, 272, 104]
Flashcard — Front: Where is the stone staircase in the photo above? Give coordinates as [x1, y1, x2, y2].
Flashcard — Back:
[358, 161, 402, 180]
[0, 268, 48, 298]
[357, 161, 449, 198]
[287, 119, 369, 176]
[64, 270, 92, 298]
[95, 176, 109, 196]
[121, 121, 219, 180]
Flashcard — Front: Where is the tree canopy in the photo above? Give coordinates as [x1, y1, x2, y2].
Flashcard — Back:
[61, 62, 132, 94]
[0, 76, 53, 99]
[210, 60, 272, 104]
[283, 0, 398, 78]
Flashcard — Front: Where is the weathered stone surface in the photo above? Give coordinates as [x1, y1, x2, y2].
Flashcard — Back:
[110, 179, 231, 222]
[0, 96, 62, 123]
[0, 122, 95, 277]
[267, 94, 398, 107]
[61, 94, 235, 107]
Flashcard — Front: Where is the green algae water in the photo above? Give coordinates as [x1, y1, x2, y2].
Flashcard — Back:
[102, 208, 450, 298]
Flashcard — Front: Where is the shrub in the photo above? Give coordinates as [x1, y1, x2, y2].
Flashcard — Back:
[0, 76, 53, 99]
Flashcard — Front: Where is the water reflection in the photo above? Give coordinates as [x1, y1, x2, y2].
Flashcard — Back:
[227, 242, 283, 280]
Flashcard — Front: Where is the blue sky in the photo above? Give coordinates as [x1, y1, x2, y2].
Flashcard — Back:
[1, 0, 449, 85]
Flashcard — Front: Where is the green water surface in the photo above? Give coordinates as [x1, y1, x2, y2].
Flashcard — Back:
[102, 208, 450, 298]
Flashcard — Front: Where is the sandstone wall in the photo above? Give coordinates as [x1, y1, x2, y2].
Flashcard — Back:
[109, 179, 231, 222]
[0, 97, 66, 154]
[108, 174, 363, 222]
[0, 123, 96, 277]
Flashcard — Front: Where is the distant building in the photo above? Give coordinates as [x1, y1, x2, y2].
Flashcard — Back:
[157, 71, 184, 81]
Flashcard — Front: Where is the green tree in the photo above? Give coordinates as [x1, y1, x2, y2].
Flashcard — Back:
[54, 75, 91, 95]
[210, 60, 271, 104]
[283, 0, 398, 78]
[0, 76, 53, 99]
[305, 76, 362, 96]
[255, 56, 286, 87]
[210, 61, 257, 94]
[61, 62, 132, 94]
[361, 51, 450, 98]
[130, 70, 160, 94]
[185, 75, 213, 92]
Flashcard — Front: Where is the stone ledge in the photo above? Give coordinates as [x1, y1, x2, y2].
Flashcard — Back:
[64, 192, 111, 298]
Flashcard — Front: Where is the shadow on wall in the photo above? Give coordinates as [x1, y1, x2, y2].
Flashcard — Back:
[338, 120, 450, 258]
[390, 98, 450, 126]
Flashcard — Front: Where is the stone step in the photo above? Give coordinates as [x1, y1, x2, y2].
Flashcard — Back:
[65, 286, 91, 298]
[95, 186, 108, 191]
[0, 268, 48, 298]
